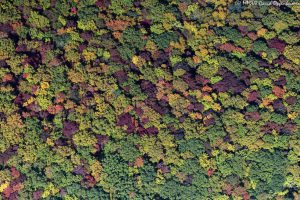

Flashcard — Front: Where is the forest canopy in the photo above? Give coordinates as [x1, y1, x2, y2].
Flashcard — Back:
[0, 0, 299, 199]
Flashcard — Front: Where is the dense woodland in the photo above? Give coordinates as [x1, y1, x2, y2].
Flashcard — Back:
[0, 0, 299, 199]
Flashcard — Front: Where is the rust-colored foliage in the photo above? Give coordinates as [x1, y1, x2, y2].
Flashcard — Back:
[0, 0, 298, 199]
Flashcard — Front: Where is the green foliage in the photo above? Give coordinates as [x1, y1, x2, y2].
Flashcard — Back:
[284, 45, 300, 65]
[0, 1, 298, 199]
[247, 150, 288, 197]
[178, 139, 205, 155]
[150, 32, 178, 49]
[0, 1, 20, 23]
[64, 184, 109, 199]
[218, 93, 248, 109]
[122, 28, 146, 51]
[28, 11, 50, 29]
[118, 138, 142, 162]
[197, 62, 219, 78]
[77, 20, 97, 31]
[118, 45, 136, 61]
[100, 154, 136, 199]
[0, 39, 15, 60]
[109, 0, 134, 15]
[217, 153, 244, 178]
[215, 27, 242, 43]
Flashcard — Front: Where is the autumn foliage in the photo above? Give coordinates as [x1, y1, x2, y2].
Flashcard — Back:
[0, 0, 299, 199]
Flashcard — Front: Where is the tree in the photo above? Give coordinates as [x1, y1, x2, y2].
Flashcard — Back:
[28, 11, 50, 29]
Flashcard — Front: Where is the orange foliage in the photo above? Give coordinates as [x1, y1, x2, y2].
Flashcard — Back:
[272, 86, 285, 98]
[178, 3, 188, 13]
[3, 183, 23, 199]
[193, 56, 201, 64]
[55, 93, 66, 103]
[218, 43, 244, 53]
[106, 20, 130, 31]
[11, 22, 22, 31]
[2, 73, 13, 82]
[207, 168, 214, 177]
[202, 86, 212, 92]
[11, 167, 20, 179]
[113, 31, 122, 40]
[47, 105, 64, 114]
[134, 157, 144, 168]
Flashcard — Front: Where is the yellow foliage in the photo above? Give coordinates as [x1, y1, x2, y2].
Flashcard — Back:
[170, 37, 186, 53]
[73, 132, 97, 147]
[145, 40, 157, 53]
[202, 94, 213, 102]
[189, 112, 202, 120]
[41, 82, 50, 89]
[132, 55, 139, 65]
[227, 143, 235, 151]
[7, 113, 23, 128]
[82, 49, 96, 62]
[199, 154, 210, 169]
[212, 103, 221, 111]
[260, 98, 272, 107]
[180, 151, 194, 159]
[23, 97, 35, 107]
[194, 90, 202, 100]
[185, 3, 198, 16]
[212, 9, 227, 20]
[197, 46, 209, 58]
[132, 55, 145, 67]
[90, 160, 103, 182]
[42, 183, 59, 198]
[184, 21, 198, 35]
[0, 181, 9, 193]
[68, 70, 85, 83]
[209, 0, 229, 6]
[57, 27, 75, 35]
[257, 28, 267, 37]
[288, 112, 298, 120]
[165, 149, 183, 166]
[74, 105, 88, 115]
[35, 87, 48, 95]
[46, 138, 55, 146]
